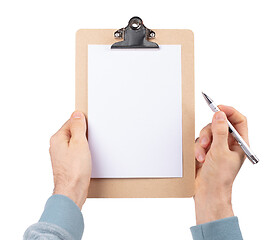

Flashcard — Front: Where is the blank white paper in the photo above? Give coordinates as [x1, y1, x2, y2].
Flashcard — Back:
[88, 45, 182, 178]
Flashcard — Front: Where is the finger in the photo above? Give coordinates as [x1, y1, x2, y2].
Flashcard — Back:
[70, 111, 87, 141]
[211, 111, 229, 150]
[50, 119, 71, 145]
[195, 138, 207, 163]
[218, 105, 249, 144]
[195, 158, 203, 172]
[199, 123, 212, 149]
[58, 119, 71, 138]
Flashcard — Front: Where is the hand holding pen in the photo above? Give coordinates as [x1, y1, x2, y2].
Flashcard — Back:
[194, 105, 251, 225]
[202, 92, 259, 164]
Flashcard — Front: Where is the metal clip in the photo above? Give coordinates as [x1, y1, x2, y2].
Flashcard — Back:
[111, 16, 159, 49]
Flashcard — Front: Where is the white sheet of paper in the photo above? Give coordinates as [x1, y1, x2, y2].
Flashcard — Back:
[88, 45, 182, 178]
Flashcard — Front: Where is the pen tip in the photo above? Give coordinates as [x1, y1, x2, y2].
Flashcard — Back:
[201, 92, 207, 98]
[201, 92, 213, 104]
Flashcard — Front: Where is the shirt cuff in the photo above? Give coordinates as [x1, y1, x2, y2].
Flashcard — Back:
[39, 194, 84, 240]
[190, 216, 243, 240]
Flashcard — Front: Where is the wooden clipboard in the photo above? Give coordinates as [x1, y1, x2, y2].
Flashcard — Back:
[75, 17, 195, 198]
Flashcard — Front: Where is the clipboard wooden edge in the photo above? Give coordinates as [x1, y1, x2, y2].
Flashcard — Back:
[75, 29, 195, 198]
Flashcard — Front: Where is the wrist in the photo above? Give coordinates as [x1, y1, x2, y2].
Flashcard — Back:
[194, 186, 234, 225]
[53, 180, 89, 210]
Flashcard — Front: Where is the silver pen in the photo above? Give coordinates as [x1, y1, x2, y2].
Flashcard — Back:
[202, 92, 259, 164]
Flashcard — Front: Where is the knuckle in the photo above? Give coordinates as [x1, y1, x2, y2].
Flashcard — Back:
[49, 136, 55, 145]
[49, 146, 53, 154]
[200, 123, 211, 136]
[214, 124, 228, 136]
[229, 106, 236, 112]
[242, 115, 248, 124]
[50, 134, 59, 146]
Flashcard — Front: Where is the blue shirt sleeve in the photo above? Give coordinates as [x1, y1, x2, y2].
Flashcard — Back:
[23, 194, 84, 240]
[190, 216, 243, 240]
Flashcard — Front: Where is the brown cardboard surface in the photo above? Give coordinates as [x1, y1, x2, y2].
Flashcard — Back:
[76, 29, 195, 198]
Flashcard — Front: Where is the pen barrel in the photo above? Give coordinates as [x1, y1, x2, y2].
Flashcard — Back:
[227, 120, 259, 164]
[207, 99, 259, 164]
[209, 103, 220, 112]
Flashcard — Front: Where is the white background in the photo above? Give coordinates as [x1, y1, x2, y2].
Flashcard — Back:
[0, 1, 272, 239]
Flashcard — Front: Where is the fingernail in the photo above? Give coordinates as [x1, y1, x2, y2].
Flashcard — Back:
[72, 111, 83, 119]
[216, 111, 226, 121]
[200, 137, 208, 147]
[198, 154, 205, 162]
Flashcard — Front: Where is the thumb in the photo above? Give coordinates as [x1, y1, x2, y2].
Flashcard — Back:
[70, 111, 87, 140]
[211, 111, 229, 150]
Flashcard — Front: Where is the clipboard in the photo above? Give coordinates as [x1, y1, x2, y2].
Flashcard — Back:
[76, 17, 195, 198]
